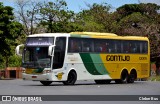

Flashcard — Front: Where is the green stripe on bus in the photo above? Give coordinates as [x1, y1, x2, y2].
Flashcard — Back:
[80, 53, 102, 75]
[80, 53, 109, 75]
[90, 54, 109, 75]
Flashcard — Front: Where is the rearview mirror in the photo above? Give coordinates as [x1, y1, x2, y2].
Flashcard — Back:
[48, 45, 55, 56]
[15, 44, 24, 56]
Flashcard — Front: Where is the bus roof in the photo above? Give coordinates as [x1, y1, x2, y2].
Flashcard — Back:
[27, 33, 70, 37]
[70, 32, 117, 37]
[27, 32, 149, 41]
[70, 32, 148, 41]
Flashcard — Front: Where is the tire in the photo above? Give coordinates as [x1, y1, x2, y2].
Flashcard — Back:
[127, 69, 137, 83]
[95, 80, 111, 84]
[63, 71, 77, 85]
[40, 81, 52, 86]
[115, 70, 128, 84]
[127, 74, 135, 83]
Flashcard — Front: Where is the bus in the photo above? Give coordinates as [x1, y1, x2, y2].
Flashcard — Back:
[16, 32, 150, 85]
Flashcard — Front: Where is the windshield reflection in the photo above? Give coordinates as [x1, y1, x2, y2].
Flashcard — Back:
[22, 47, 51, 68]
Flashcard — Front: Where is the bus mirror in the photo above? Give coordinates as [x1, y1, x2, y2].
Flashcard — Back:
[48, 45, 55, 56]
[15, 44, 24, 56]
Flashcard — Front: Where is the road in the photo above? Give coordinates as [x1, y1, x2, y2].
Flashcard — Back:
[0, 79, 160, 104]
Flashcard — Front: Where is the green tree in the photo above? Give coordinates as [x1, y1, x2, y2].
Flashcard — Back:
[0, 2, 23, 68]
[114, 3, 160, 56]
[39, 0, 78, 33]
[8, 55, 22, 67]
[75, 3, 112, 32]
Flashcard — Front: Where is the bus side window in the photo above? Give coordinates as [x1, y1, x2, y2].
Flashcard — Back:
[82, 39, 93, 52]
[141, 41, 148, 54]
[68, 38, 81, 52]
[94, 39, 108, 53]
[108, 40, 114, 53]
[122, 41, 130, 53]
[130, 41, 136, 53]
[115, 40, 122, 53]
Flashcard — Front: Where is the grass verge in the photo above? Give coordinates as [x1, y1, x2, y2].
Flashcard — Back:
[148, 76, 160, 81]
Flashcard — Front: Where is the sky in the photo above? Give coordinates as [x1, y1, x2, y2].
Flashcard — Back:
[0, 0, 160, 13]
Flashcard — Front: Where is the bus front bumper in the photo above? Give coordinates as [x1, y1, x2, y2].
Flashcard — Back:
[22, 73, 65, 81]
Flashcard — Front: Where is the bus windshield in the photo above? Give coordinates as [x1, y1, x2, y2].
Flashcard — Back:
[22, 47, 51, 68]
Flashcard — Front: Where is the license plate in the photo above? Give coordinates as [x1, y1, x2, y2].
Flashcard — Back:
[26, 69, 34, 74]
[32, 76, 37, 78]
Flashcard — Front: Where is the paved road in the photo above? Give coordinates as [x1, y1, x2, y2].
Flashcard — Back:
[0, 79, 160, 104]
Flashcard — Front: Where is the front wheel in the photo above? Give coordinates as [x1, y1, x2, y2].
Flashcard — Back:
[63, 71, 77, 85]
[40, 81, 52, 86]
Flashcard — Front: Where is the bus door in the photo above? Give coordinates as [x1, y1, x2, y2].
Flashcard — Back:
[52, 37, 66, 69]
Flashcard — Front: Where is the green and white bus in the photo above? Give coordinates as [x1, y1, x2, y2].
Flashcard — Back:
[16, 32, 150, 85]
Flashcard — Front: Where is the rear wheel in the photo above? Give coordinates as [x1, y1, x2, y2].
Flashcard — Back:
[127, 70, 137, 83]
[115, 70, 128, 84]
[127, 74, 135, 83]
[95, 80, 111, 84]
[63, 71, 77, 85]
[40, 81, 52, 86]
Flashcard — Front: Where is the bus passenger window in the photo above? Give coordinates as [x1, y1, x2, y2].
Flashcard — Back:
[68, 38, 81, 52]
[141, 41, 148, 53]
[108, 40, 115, 53]
[115, 40, 122, 53]
[82, 39, 93, 52]
[123, 41, 130, 53]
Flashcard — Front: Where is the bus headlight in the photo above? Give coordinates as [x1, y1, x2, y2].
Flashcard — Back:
[22, 69, 26, 73]
[43, 70, 51, 74]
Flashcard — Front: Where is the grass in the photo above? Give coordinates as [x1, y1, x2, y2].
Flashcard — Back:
[148, 76, 160, 81]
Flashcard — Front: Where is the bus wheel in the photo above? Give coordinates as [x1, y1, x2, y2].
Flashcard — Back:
[115, 70, 128, 84]
[40, 81, 52, 86]
[95, 80, 111, 84]
[127, 70, 136, 83]
[127, 74, 135, 83]
[63, 71, 77, 85]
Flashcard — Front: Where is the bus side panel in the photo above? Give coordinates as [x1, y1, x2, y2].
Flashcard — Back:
[100, 54, 150, 79]
[65, 53, 150, 81]
[66, 53, 112, 80]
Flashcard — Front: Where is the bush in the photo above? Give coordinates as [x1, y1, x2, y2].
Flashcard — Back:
[8, 55, 22, 67]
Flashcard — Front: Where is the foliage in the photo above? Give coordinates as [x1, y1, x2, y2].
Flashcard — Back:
[149, 76, 160, 81]
[8, 55, 22, 67]
[113, 3, 160, 59]
[75, 3, 111, 32]
[39, 0, 79, 33]
[0, 2, 23, 68]
[0, 1, 160, 68]
[15, 0, 42, 35]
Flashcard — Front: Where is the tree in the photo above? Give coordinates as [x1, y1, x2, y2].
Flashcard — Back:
[39, 0, 77, 33]
[75, 3, 112, 32]
[0, 2, 23, 68]
[15, 0, 42, 35]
